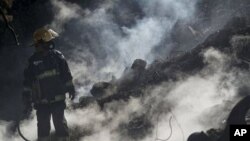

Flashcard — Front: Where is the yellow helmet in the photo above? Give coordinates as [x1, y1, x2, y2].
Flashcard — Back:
[33, 27, 59, 43]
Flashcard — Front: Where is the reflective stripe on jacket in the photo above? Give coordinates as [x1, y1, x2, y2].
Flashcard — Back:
[23, 49, 75, 103]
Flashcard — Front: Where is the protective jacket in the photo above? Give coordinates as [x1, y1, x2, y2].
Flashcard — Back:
[23, 49, 75, 104]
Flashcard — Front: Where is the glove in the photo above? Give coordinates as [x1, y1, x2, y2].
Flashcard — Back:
[66, 83, 76, 100]
[69, 92, 75, 100]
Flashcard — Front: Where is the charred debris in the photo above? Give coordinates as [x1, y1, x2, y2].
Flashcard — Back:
[76, 17, 250, 141]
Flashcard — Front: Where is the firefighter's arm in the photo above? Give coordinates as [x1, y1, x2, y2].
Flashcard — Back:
[58, 54, 76, 99]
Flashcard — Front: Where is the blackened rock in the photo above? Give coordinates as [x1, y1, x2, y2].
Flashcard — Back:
[188, 132, 210, 141]
[90, 81, 113, 98]
[217, 96, 250, 141]
[131, 59, 147, 71]
[78, 96, 96, 108]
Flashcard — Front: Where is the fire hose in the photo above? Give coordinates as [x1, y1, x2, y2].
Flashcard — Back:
[17, 114, 31, 141]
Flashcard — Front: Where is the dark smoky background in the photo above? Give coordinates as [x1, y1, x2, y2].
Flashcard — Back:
[0, 0, 104, 120]
[1, 0, 250, 140]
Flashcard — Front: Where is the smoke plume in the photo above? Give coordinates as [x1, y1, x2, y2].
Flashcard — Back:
[1, 0, 250, 141]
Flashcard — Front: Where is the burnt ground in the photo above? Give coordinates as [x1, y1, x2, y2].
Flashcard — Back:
[81, 17, 250, 141]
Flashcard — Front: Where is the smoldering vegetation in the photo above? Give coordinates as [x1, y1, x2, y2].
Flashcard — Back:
[1, 0, 250, 141]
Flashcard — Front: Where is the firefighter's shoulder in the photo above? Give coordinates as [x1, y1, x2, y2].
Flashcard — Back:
[53, 49, 65, 60]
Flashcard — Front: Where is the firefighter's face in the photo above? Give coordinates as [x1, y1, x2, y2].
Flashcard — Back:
[35, 41, 49, 52]
[35, 40, 55, 52]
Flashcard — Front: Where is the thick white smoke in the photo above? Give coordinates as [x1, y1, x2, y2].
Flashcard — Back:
[61, 48, 242, 141]
[146, 49, 239, 141]
[1, 0, 249, 141]
[49, 0, 199, 98]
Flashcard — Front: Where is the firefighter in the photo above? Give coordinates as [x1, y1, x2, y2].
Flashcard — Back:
[22, 27, 75, 141]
